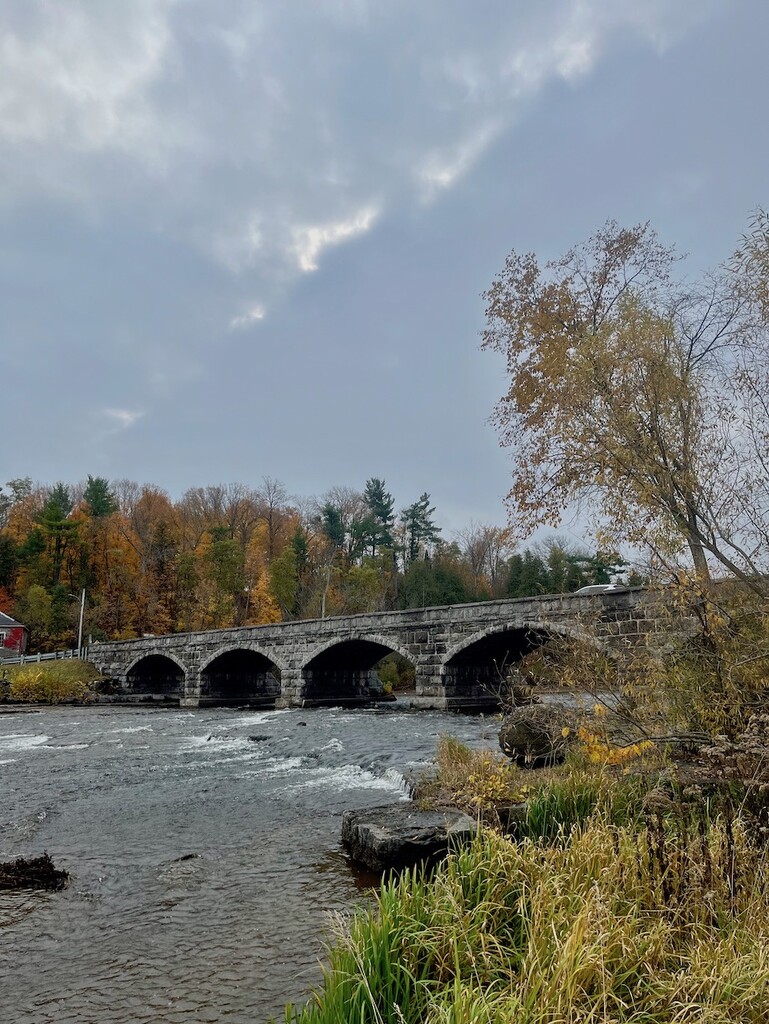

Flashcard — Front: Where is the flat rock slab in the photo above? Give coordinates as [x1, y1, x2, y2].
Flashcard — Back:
[341, 803, 477, 873]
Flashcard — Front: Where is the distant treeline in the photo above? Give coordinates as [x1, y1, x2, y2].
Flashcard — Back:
[0, 476, 630, 652]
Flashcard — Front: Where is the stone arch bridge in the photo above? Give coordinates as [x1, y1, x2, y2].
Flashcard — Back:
[86, 588, 681, 710]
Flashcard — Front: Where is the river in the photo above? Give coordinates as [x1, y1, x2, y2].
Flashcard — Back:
[0, 703, 497, 1023]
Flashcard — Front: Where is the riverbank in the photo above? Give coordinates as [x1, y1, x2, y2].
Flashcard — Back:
[285, 723, 769, 1022]
[0, 658, 101, 704]
[286, 810, 769, 1023]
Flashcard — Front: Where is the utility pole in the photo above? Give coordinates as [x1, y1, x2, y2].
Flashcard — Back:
[77, 588, 86, 656]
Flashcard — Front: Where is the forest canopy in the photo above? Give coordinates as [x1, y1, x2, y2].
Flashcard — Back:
[0, 475, 619, 652]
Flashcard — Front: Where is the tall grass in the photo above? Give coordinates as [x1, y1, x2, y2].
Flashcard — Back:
[285, 816, 769, 1023]
[517, 766, 647, 842]
[4, 660, 100, 703]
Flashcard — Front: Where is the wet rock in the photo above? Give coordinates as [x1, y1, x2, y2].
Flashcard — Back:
[499, 705, 577, 767]
[341, 803, 476, 873]
[0, 852, 69, 891]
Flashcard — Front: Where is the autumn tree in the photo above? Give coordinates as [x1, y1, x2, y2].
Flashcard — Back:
[456, 522, 513, 597]
[482, 219, 769, 586]
[255, 477, 291, 562]
[0, 478, 32, 529]
[198, 526, 244, 627]
[269, 542, 299, 617]
[14, 583, 53, 649]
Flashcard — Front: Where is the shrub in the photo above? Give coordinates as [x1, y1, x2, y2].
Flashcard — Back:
[377, 654, 415, 693]
[417, 736, 521, 814]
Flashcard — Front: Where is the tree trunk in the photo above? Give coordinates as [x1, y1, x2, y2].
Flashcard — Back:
[685, 505, 711, 579]
[687, 535, 711, 579]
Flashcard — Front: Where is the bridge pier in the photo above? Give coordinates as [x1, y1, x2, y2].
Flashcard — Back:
[276, 666, 303, 708]
[298, 668, 385, 707]
[412, 664, 500, 712]
[181, 667, 201, 707]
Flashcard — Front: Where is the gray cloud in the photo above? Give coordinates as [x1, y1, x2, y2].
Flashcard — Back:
[0, 0, 763, 534]
[0, 2, 713, 276]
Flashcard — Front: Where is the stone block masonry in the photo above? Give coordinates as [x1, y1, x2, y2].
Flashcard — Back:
[86, 588, 694, 709]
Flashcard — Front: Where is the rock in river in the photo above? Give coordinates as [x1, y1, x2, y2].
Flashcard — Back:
[0, 853, 69, 891]
[499, 704, 577, 768]
[341, 804, 476, 873]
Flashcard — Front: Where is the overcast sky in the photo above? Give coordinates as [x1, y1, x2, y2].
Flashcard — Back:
[1, 0, 766, 537]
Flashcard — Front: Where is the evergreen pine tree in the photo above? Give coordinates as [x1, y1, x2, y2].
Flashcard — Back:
[363, 478, 395, 556]
[400, 493, 441, 565]
[83, 475, 118, 517]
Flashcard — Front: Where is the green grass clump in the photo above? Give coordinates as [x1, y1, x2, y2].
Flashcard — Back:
[416, 736, 649, 835]
[285, 816, 769, 1023]
[5, 660, 100, 703]
[517, 766, 647, 842]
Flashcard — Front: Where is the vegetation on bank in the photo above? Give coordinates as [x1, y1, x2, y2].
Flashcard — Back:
[1, 659, 101, 704]
[285, 802, 769, 1023]
[415, 734, 650, 829]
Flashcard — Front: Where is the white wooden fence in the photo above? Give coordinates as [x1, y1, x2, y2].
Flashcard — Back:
[1, 648, 83, 667]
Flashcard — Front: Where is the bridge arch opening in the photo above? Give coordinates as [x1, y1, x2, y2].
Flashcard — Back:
[127, 654, 185, 700]
[200, 648, 281, 705]
[302, 639, 413, 705]
[441, 627, 560, 706]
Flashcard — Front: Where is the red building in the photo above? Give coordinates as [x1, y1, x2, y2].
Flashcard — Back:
[0, 611, 28, 658]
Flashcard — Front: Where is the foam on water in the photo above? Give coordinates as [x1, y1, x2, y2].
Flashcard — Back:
[179, 750, 269, 769]
[0, 733, 50, 751]
[229, 708, 292, 729]
[287, 763, 410, 798]
[257, 755, 304, 774]
[182, 734, 254, 753]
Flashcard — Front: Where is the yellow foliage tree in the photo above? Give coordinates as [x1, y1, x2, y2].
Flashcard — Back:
[482, 219, 769, 589]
